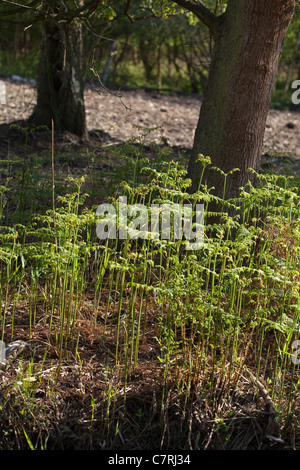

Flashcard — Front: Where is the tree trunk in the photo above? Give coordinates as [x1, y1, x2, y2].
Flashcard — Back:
[178, 0, 295, 199]
[139, 39, 154, 82]
[102, 39, 118, 86]
[30, 17, 88, 139]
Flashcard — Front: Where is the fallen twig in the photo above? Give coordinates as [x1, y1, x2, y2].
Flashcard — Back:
[245, 368, 284, 444]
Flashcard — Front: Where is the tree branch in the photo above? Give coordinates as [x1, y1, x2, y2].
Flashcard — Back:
[172, 0, 223, 38]
[0, 0, 40, 17]
[124, 0, 134, 23]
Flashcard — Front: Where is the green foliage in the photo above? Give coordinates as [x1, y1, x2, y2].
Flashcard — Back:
[1, 138, 300, 447]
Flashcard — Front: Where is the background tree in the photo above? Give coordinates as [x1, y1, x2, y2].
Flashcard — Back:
[0, 0, 118, 138]
[30, 6, 87, 138]
[169, 0, 296, 200]
[30, 0, 119, 138]
[85, 2, 212, 93]
[0, 1, 41, 76]
[278, 5, 300, 97]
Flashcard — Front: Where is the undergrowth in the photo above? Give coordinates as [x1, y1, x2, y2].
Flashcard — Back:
[0, 134, 300, 450]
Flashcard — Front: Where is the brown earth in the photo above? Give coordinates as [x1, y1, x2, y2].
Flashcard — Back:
[1, 77, 300, 175]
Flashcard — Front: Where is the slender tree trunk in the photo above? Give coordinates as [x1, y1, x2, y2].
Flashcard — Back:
[157, 42, 162, 90]
[284, 33, 300, 93]
[13, 23, 21, 61]
[30, 17, 88, 139]
[174, 0, 295, 200]
[102, 39, 118, 86]
[139, 39, 154, 82]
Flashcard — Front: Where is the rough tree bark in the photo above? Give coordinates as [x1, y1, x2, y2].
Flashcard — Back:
[173, 0, 295, 200]
[30, 15, 88, 139]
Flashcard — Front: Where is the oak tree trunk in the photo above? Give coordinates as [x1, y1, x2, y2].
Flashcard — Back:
[180, 0, 295, 200]
[30, 17, 87, 139]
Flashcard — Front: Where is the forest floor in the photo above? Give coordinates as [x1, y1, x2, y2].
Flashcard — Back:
[0, 77, 300, 451]
[0, 76, 300, 175]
